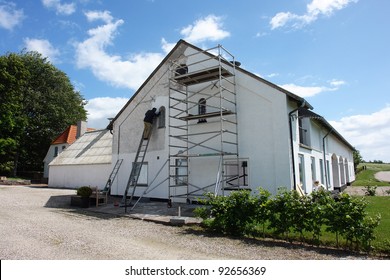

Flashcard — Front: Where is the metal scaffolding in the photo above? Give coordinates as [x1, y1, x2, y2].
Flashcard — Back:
[168, 44, 240, 203]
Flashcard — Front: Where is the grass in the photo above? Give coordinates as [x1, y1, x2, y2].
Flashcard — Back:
[353, 163, 390, 186]
[365, 196, 390, 252]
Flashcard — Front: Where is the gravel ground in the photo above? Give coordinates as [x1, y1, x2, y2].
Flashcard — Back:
[0, 185, 378, 260]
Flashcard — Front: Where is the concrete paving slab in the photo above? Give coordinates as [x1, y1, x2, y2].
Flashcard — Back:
[375, 171, 390, 182]
[86, 196, 203, 225]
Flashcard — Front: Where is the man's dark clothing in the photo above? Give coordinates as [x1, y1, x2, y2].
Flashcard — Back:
[144, 108, 158, 124]
[143, 108, 158, 139]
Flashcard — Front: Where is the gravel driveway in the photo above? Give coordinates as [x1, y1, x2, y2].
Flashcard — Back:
[0, 185, 373, 260]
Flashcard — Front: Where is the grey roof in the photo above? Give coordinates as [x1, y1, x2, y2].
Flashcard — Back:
[298, 108, 355, 151]
[49, 129, 112, 166]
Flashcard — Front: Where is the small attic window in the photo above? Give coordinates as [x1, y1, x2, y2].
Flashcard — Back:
[175, 64, 188, 76]
[198, 98, 207, 123]
[158, 106, 166, 128]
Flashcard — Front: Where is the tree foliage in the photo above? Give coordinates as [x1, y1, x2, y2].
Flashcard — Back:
[353, 148, 363, 171]
[0, 51, 87, 175]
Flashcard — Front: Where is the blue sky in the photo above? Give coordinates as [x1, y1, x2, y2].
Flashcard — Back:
[1, 0, 389, 162]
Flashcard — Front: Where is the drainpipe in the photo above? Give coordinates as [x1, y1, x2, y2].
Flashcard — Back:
[288, 101, 306, 191]
[322, 128, 334, 191]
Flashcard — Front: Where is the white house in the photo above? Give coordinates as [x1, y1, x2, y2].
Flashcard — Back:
[43, 121, 91, 179]
[48, 40, 355, 202]
[102, 40, 355, 203]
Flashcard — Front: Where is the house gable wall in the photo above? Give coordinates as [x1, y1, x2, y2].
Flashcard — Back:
[235, 72, 293, 194]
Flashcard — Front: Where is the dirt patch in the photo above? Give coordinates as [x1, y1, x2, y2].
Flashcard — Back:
[375, 171, 390, 183]
[343, 186, 390, 196]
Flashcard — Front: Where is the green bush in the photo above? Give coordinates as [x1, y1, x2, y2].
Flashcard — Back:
[76, 186, 93, 197]
[267, 188, 297, 237]
[195, 190, 259, 236]
[195, 187, 381, 252]
[364, 185, 377, 196]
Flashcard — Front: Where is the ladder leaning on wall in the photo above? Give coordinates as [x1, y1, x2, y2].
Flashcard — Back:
[103, 158, 123, 194]
[120, 131, 152, 212]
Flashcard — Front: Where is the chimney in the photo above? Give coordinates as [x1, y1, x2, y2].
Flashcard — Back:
[76, 120, 87, 138]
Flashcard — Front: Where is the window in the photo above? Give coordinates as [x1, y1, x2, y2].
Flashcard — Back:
[54, 147, 58, 157]
[132, 162, 148, 185]
[175, 64, 188, 76]
[326, 160, 331, 187]
[298, 118, 311, 146]
[224, 159, 249, 188]
[339, 157, 345, 185]
[198, 98, 207, 123]
[158, 106, 165, 128]
[62, 145, 66, 151]
[319, 159, 325, 184]
[175, 158, 188, 185]
[311, 157, 316, 182]
[298, 154, 306, 192]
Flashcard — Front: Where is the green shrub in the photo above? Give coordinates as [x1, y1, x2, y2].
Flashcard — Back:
[253, 188, 271, 237]
[308, 190, 334, 243]
[195, 187, 381, 253]
[267, 188, 296, 237]
[195, 190, 259, 236]
[76, 186, 93, 197]
[364, 185, 377, 196]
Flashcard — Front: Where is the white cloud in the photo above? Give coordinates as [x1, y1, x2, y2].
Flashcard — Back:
[267, 73, 279, 78]
[75, 11, 164, 90]
[84, 10, 113, 23]
[279, 79, 346, 97]
[75, 12, 230, 91]
[0, 2, 24, 30]
[161, 38, 176, 54]
[270, 0, 357, 30]
[329, 79, 346, 87]
[23, 38, 61, 63]
[85, 97, 128, 129]
[270, 12, 301, 30]
[279, 84, 325, 97]
[42, 0, 76, 15]
[180, 14, 230, 43]
[329, 105, 390, 162]
[161, 14, 230, 57]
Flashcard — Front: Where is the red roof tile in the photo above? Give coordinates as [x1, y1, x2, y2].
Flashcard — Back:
[51, 125, 95, 145]
[52, 125, 77, 145]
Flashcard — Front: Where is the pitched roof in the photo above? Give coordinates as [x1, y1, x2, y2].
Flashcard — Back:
[107, 39, 312, 130]
[52, 125, 78, 145]
[51, 125, 95, 145]
[49, 129, 112, 166]
[298, 107, 355, 150]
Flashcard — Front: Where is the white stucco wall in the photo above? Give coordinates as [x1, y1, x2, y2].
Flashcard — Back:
[110, 57, 170, 198]
[235, 72, 293, 194]
[294, 118, 355, 193]
[110, 44, 297, 198]
[43, 143, 69, 178]
[109, 42, 355, 201]
[48, 164, 111, 189]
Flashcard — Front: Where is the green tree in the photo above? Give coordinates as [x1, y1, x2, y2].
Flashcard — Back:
[0, 51, 87, 176]
[353, 148, 363, 172]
